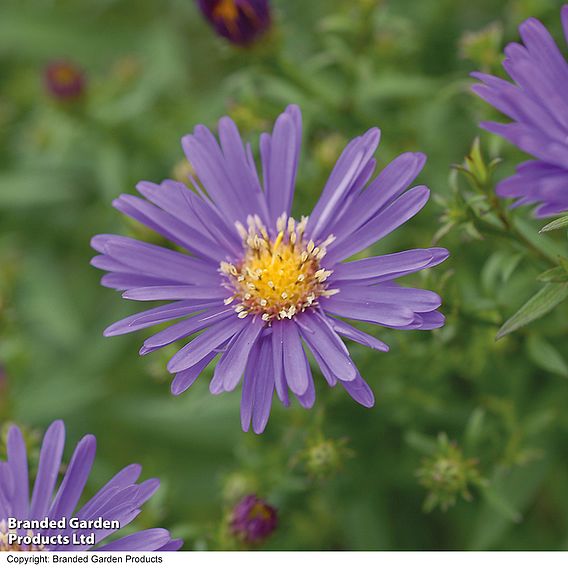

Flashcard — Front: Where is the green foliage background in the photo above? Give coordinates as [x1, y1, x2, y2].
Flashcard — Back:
[1, 0, 568, 551]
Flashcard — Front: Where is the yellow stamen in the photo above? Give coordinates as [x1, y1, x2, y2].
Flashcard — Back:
[220, 216, 335, 322]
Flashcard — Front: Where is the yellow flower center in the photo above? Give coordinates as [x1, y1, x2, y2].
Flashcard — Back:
[248, 502, 273, 521]
[212, 0, 239, 23]
[221, 215, 337, 322]
[52, 65, 78, 87]
[0, 521, 43, 551]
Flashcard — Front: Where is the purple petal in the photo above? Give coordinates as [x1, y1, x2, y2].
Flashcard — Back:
[167, 315, 246, 373]
[103, 301, 212, 337]
[212, 317, 264, 392]
[341, 373, 375, 408]
[297, 312, 357, 382]
[295, 357, 315, 409]
[252, 337, 275, 434]
[157, 539, 184, 551]
[141, 307, 233, 353]
[271, 321, 289, 406]
[266, 106, 302, 224]
[171, 350, 218, 396]
[7, 426, 29, 519]
[95, 234, 219, 284]
[328, 152, 427, 238]
[240, 340, 261, 432]
[332, 248, 446, 284]
[31, 420, 65, 519]
[49, 434, 96, 521]
[308, 128, 381, 240]
[281, 320, 310, 396]
[76, 464, 142, 520]
[111, 195, 223, 261]
[329, 318, 389, 352]
[337, 284, 442, 312]
[325, 186, 430, 264]
[122, 285, 226, 302]
[96, 529, 172, 551]
[321, 296, 415, 327]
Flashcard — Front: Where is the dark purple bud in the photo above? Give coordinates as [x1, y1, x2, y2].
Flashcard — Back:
[44, 60, 85, 100]
[230, 494, 278, 544]
[197, 0, 271, 46]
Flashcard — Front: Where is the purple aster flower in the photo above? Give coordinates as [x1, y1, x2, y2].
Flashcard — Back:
[472, 6, 568, 217]
[0, 421, 182, 551]
[43, 60, 85, 101]
[230, 494, 277, 544]
[92, 104, 448, 434]
[197, 0, 271, 46]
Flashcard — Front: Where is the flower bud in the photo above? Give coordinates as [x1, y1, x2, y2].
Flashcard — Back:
[416, 433, 484, 512]
[197, 0, 271, 46]
[43, 60, 85, 101]
[230, 494, 278, 544]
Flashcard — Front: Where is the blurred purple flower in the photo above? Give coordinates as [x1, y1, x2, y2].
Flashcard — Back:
[230, 495, 277, 544]
[197, 0, 271, 45]
[472, 5, 568, 217]
[92, 105, 448, 434]
[0, 421, 182, 551]
[43, 60, 85, 101]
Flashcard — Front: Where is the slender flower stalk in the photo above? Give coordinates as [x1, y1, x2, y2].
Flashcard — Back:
[0, 421, 182, 551]
[472, 5, 568, 217]
[92, 104, 448, 433]
[196, 0, 271, 46]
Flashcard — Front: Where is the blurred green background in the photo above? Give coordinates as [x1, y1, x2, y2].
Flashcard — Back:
[1, 0, 568, 551]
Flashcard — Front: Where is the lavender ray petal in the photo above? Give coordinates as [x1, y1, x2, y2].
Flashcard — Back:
[321, 296, 416, 327]
[167, 315, 246, 373]
[103, 301, 211, 337]
[76, 464, 142, 520]
[7, 426, 29, 519]
[171, 350, 218, 396]
[122, 285, 227, 302]
[142, 307, 234, 352]
[157, 539, 184, 551]
[30, 420, 66, 520]
[96, 529, 172, 552]
[296, 312, 357, 381]
[341, 373, 375, 408]
[337, 284, 442, 312]
[48, 434, 96, 522]
[328, 152, 426, 239]
[329, 318, 390, 352]
[266, 106, 302, 224]
[281, 320, 310, 396]
[240, 340, 261, 432]
[325, 185, 430, 265]
[213, 317, 264, 392]
[252, 337, 275, 434]
[271, 321, 289, 406]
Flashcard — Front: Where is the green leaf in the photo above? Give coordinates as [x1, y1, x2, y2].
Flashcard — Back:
[496, 283, 568, 340]
[481, 485, 522, 524]
[469, 460, 550, 550]
[514, 217, 565, 263]
[527, 335, 568, 378]
[540, 215, 568, 233]
[537, 266, 568, 283]
[464, 408, 485, 452]
[404, 430, 438, 455]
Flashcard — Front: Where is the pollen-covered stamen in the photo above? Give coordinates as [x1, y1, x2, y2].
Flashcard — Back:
[220, 216, 337, 321]
[0, 521, 43, 551]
